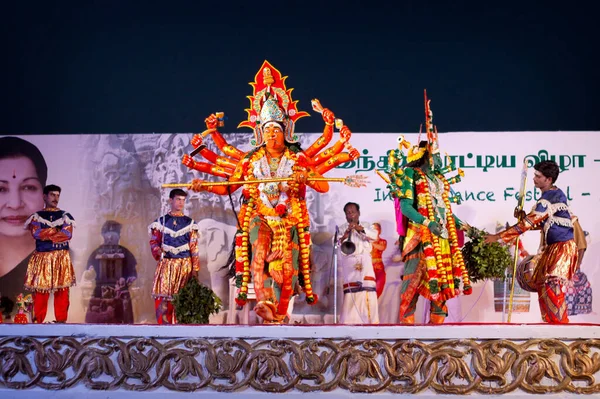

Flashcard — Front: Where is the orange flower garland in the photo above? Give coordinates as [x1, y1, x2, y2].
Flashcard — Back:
[415, 169, 470, 300]
[442, 179, 472, 295]
[420, 172, 449, 297]
[234, 196, 253, 306]
[415, 176, 440, 295]
[291, 196, 317, 304]
[234, 148, 318, 306]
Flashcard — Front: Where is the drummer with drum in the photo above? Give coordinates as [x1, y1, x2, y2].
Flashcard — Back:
[485, 160, 579, 324]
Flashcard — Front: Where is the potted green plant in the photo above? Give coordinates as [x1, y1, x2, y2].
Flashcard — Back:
[173, 277, 222, 324]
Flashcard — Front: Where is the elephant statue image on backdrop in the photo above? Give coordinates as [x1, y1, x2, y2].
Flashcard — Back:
[195, 218, 237, 320]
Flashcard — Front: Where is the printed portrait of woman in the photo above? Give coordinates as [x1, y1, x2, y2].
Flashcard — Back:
[0, 136, 47, 320]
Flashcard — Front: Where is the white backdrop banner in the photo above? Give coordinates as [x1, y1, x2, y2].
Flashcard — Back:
[0, 132, 598, 325]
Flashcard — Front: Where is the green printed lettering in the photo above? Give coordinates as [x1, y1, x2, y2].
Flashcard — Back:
[559, 155, 572, 171]
[454, 190, 496, 202]
[496, 155, 516, 168]
[476, 155, 495, 172]
[374, 188, 394, 202]
[572, 155, 585, 168]
[357, 149, 376, 173]
[525, 190, 533, 201]
[504, 187, 515, 201]
[459, 155, 475, 169]
[337, 160, 355, 169]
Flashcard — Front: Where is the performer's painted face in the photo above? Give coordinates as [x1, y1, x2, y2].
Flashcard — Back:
[431, 153, 443, 170]
[169, 195, 186, 213]
[0, 156, 44, 237]
[533, 170, 552, 191]
[264, 123, 285, 152]
[43, 191, 60, 208]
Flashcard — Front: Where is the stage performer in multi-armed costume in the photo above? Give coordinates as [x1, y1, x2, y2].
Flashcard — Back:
[378, 91, 473, 324]
[182, 61, 362, 324]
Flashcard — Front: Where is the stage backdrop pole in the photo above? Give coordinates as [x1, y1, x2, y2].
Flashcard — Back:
[333, 226, 339, 324]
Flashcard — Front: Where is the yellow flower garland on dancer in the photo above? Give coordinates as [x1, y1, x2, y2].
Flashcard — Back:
[184, 61, 360, 324]
[381, 91, 473, 324]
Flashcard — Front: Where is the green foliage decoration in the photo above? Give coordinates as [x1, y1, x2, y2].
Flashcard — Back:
[461, 228, 512, 283]
[173, 277, 222, 324]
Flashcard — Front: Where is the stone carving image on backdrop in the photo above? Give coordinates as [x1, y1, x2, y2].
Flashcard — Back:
[84, 221, 138, 324]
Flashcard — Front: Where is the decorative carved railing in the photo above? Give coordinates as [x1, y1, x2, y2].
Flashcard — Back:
[1, 324, 599, 396]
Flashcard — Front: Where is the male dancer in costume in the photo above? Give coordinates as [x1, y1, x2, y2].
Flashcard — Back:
[149, 189, 200, 324]
[485, 160, 578, 323]
[24, 184, 76, 323]
[337, 202, 379, 324]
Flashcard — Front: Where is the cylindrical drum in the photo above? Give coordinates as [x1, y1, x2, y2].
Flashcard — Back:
[516, 254, 540, 293]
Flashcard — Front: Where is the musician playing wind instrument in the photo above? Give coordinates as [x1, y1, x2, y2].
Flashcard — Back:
[183, 61, 361, 324]
[337, 202, 379, 324]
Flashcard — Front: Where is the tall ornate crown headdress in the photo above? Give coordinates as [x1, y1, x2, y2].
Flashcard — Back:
[238, 60, 309, 147]
[424, 89, 440, 163]
[406, 90, 440, 164]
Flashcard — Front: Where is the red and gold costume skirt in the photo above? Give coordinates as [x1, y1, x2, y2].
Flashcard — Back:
[533, 239, 578, 286]
[24, 250, 76, 292]
[152, 258, 194, 300]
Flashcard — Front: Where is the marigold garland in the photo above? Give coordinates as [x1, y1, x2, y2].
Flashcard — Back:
[442, 179, 472, 295]
[415, 173, 440, 295]
[234, 195, 253, 306]
[233, 148, 318, 306]
[414, 169, 471, 300]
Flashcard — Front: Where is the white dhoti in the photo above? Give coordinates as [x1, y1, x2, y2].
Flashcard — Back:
[338, 252, 380, 324]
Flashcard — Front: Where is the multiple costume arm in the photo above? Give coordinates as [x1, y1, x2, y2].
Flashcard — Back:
[180, 63, 359, 194]
[184, 109, 359, 194]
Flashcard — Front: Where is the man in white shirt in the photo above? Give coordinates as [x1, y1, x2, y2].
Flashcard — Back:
[337, 202, 379, 324]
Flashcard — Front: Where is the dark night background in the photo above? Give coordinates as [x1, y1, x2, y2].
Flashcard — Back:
[1, 1, 597, 135]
